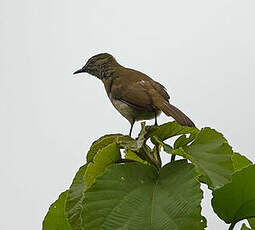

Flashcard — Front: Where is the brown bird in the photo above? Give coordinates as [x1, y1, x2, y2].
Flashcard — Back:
[74, 53, 195, 136]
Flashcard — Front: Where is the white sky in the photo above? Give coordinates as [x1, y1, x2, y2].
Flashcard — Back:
[1, 0, 255, 229]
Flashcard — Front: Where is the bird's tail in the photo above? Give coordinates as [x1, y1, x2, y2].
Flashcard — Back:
[154, 99, 195, 127]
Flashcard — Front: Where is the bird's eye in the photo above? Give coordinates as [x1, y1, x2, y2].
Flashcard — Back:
[90, 60, 95, 64]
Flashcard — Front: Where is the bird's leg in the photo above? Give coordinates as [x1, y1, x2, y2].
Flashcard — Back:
[129, 120, 135, 136]
[154, 111, 158, 126]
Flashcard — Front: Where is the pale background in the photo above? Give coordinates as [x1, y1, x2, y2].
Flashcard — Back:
[1, 0, 255, 229]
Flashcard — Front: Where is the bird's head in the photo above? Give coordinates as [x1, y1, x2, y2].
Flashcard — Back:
[73, 53, 117, 79]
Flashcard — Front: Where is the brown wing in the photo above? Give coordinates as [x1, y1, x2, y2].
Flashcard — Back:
[138, 80, 195, 127]
[111, 79, 153, 110]
[110, 68, 156, 110]
[151, 81, 170, 101]
[110, 67, 195, 127]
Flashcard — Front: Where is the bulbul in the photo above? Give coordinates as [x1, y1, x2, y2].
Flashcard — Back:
[74, 53, 195, 136]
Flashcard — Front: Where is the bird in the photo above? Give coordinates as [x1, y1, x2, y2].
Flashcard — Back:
[73, 53, 195, 136]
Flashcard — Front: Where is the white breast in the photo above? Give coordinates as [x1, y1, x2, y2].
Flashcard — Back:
[110, 97, 134, 124]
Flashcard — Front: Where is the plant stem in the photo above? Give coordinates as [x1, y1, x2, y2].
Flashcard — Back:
[116, 159, 136, 164]
[142, 145, 160, 170]
[228, 222, 236, 230]
[154, 144, 162, 167]
[171, 154, 176, 162]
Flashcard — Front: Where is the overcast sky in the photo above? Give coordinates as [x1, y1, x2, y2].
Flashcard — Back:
[1, 0, 255, 229]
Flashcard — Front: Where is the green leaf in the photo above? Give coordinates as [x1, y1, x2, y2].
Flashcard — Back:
[124, 149, 148, 164]
[241, 223, 251, 230]
[118, 122, 147, 152]
[82, 160, 206, 230]
[84, 143, 121, 188]
[232, 152, 253, 172]
[117, 135, 140, 152]
[86, 134, 123, 162]
[171, 147, 193, 161]
[248, 218, 255, 229]
[174, 133, 197, 149]
[42, 190, 72, 230]
[145, 121, 199, 141]
[212, 165, 255, 224]
[136, 121, 148, 147]
[161, 141, 174, 154]
[158, 127, 234, 189]
[182, 127, 234, 189]
[65, 164, 87, 230]
[118, 123, 155, 164]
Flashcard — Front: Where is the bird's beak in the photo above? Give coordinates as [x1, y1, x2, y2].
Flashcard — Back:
[73, 67, 87, 75]
[73, 62, 89, 75]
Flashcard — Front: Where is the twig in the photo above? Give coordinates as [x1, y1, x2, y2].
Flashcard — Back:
[142, 145, 160, 170]
[116, 159, 136, 164]
[171, 154, 176, 162]
[154, 144, 162, 167]
[228, 222, 237, 230]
